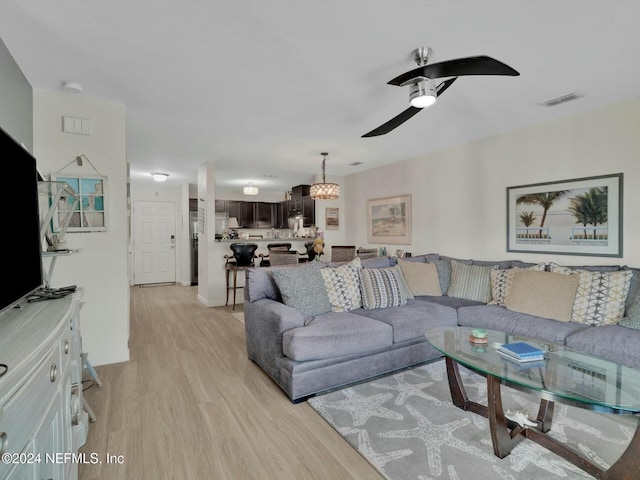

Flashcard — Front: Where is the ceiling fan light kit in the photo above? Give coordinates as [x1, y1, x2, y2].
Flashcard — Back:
[409, 79, 437, 108]
[362, 46, 519, 137]
[310, 152, 340, 200]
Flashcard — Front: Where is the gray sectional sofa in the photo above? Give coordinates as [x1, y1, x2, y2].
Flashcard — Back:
[243, 254, 640, 402]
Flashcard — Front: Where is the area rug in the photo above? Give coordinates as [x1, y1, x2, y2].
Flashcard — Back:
[308, 360, 635, 480]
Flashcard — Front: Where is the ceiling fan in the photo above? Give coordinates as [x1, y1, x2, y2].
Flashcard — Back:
[362, 47, 520, 138]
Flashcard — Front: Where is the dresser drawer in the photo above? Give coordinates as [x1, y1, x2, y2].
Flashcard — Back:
[0, 343, 62, 479]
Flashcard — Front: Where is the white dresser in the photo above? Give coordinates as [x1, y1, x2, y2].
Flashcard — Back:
[0, 291, 88, 480]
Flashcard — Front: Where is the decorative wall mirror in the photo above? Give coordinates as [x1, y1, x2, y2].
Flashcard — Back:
[51, 174, 108, 232]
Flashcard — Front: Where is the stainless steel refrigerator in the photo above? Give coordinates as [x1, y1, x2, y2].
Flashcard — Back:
[189, 211, 198, 285]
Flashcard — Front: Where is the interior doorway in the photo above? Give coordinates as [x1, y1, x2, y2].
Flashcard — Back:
[133, 200, 176, 285]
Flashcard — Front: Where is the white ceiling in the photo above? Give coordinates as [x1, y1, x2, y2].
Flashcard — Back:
[1, 1, 640, 193]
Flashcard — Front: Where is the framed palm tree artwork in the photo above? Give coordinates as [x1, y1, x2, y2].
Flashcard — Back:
[507, 173, 623, 257]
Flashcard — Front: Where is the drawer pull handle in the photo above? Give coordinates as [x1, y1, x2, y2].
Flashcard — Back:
[64, 340, 70, 354]
[0, 432, 7, 455]
[50, 363, 58, 383]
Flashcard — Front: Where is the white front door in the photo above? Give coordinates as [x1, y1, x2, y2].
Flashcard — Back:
[133, 201, 176, 285]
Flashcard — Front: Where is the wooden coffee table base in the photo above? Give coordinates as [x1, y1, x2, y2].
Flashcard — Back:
[445, 357, 640, 480]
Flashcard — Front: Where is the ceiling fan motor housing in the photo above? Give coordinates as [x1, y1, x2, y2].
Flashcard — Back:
[409, 78, 437, 108]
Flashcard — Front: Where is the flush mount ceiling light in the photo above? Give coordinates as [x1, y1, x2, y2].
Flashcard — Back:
[243, 181, 259, 195]
[151, 172, 169, 182]
[310, 152, 340, 200]
[62, 81, 84, 94]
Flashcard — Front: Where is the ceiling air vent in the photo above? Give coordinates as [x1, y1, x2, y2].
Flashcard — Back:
[539, 91, 584, 107]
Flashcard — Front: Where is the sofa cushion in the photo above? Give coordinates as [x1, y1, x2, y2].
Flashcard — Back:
[282, 312, 393, 361]
[397, 259, 442, 296]
[622, 266, 640, 317]
[550, 263, 633, 326]
[548, 262, 621, 272]
[431, 256, 472, 294]
[360, 256, 394, 269]
[447, 260, 498, 303]
[245, 267, 281, 302]
[359, 266, 410, 309]
[504, 270, 579, 322]
[565, 325, 640, 369]
[320, 258, 362, 312]
[271, 262, 332, 318]
[354, 298, 458, 343]
[458, 305, 590, 345]
[415, 295, 484, 310]
[471, 259, 513, 269]
[489, 263, 546, 307]
[323, 256, 393, 269]
[620, 293, 640, 330]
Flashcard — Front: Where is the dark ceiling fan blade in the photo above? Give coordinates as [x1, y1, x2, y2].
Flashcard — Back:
[362, 106, 422, 137]
[436, 76, 458, 95]
[388, 56, 519, 86]
[362, 77, 458, 138]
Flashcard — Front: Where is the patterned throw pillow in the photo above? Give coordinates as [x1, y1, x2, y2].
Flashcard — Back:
[447, 260, 498, 303]
[359, 267, 408, 309]
[549, 263, 633, 326]
[272, 262, 332, 318]
[489, 263, 546, 306]
[321, 258, 362, 312]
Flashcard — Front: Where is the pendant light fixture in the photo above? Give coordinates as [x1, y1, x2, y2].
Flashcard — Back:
[310, 152, 340, 200]
[243, 181, 259, 195]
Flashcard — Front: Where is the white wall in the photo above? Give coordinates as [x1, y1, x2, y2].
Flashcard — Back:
[33, 88, 129, 366]
[0, 36, 32, 151]
[345, 96, 640, 268]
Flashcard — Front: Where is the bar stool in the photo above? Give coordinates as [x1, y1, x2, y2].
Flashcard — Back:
[224, 243, 258, 309]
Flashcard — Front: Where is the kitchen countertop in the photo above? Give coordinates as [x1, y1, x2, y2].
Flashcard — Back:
[217, 238, 316, 242]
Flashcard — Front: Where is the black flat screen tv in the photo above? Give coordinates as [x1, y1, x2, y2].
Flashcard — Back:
[0, 126, 43, 315]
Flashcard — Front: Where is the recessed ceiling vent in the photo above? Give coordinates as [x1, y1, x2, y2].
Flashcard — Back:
[539, 91, 584, 107]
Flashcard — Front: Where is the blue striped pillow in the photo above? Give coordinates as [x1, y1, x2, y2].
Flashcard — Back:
[447, 259, 499, 303]
[359, 266, 409, 309]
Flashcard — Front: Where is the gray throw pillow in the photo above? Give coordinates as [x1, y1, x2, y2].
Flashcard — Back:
[271, 263, 332, 318]
[620, 293, 640, 330]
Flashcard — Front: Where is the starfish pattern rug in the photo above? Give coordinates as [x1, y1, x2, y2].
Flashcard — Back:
[308, 360, 635, 480]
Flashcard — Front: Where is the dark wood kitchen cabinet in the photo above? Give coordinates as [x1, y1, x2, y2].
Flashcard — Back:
[275, 201, 289, 228]
[256, 202, 275, 228]
[239, 201, 276, 228]
[240, 202, 257, 228]
[225, 201, 242, 222]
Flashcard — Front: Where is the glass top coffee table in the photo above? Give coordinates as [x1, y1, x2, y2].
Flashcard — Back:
[425, 326, 640, 480]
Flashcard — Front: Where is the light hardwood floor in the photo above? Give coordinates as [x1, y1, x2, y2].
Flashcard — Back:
[79, 284, 382, 479]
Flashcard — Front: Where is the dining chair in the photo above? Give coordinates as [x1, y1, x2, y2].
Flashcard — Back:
[331, 245, 356, 262]
[356, 248, 378, 259]
[259, 242, 293, 266]
[268, 250, 300, 266]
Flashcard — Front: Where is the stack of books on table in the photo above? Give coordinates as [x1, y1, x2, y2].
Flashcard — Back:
[497, 342, 545, 363]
